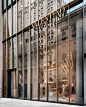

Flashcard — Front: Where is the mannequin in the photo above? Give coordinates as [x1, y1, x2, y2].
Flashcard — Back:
[71, 84, 75, 101]
[71, 84, 75, 94]
[62, 84, 65, 99]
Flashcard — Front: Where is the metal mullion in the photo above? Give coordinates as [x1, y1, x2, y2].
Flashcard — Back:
[22, 31, 25, 99]
[6, 40, 8, 98]
[22, 0, 25, 100]
[37, 0, 39, 21]
[16, 0, 18, 99]
[16, 34, 18, 98]
[16, 0, 18, 33]
[56, 13, 58, 102]
[37, 0, 39, 101]
[11, 5, 13, 69]
[2, 43, 4, 97]
[37, 24, 39, 101]
[29, 0, 31, 25]
[29, 27, 31, 100]
[68, 4, 70, 104]
[6, 9, 8, 98]
[2, 13, 4, 97]
[22, 0, 24, 29]
[46, 19, 48, 102]
[14, 69, 16, 98]
[83, 0, 85, 105]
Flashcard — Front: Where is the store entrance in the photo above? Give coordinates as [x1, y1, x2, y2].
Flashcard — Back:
[8, 69, 16, 98]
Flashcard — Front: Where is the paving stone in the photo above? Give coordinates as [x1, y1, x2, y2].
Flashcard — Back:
[0, 98, 85, 107]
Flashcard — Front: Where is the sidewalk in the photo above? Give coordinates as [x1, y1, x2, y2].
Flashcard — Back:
[0, 98, 84, 107]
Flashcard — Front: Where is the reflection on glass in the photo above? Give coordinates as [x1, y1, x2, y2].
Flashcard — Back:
[69, 2, 83, 13]
[85, 0, 86, 5]
[47, 0, 57, 15]
[69, 3, 83, 105]
[47, 16, 57, 102]
[24, 0, 29, 28]
[13, 37, 17, 68]
[57, 0, 69, 9]
[3, 42, 6, 97]
[84, 2, 86, 104]
[13, 4, 16, 35]
[8, 39, 11, 69]
[13, 0, 15, 2]
[31, 26, 37, 100]
[18, 0, 23, 32]
[8, 9, 11, 37]
[24, 30, 29, 99]
[4, 0, 6, 10]
[39, 0, 47, 19]
[8, 0, 11, 6]
[58, 13, 69, 103]
[18, 34, 23, 99]
[31, 0, 37, 24]
[4, 13, 6, 40]
[39, 21, 46, 101]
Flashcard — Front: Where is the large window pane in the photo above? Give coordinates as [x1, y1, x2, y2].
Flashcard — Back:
[8, 9, 11, 37]
[31, 26, 37, 100]
[47, 0, 57, 15]
[24, 0, 29, 28]
[47, 16, 57, 102]
[58, 12, 69, 103]
[18, 34, 23, 99]
[8, 39, 11, 69]
[4, 13, 6, 40]
[3, 42, 6, 97]
[13, 4, 16, 35]
[39, 21, 46, 101]
[18, 0, 23, 32]
[31, 0, 38, 24]
[4, 0, 6, 10]
[13, 37, 17, 68]
[69, 3, 83, 105]
[39, 0, 47, 19]
[57, 0, 69, 9]
[84, 2, 86, 104]
[24, 30, 29, 99]
[8, 0, 11, 6]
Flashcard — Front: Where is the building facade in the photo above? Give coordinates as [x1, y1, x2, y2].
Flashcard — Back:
[1, 0, 86, 105]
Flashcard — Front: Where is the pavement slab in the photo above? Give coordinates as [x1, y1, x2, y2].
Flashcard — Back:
[0, 98, 85, 107]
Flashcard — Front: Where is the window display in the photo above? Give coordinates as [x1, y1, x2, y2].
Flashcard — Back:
[24, 30, 29, 99]
[69, 4, 83, 104]
[58, 15, 69, 103]
[47, 15, 57, 102]
[18, 34, 23, 99]
[31, 26, 37, 100]
[39, 21, 46, 101]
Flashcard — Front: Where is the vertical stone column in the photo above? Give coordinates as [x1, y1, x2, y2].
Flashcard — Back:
[0, 0, 2, 98]
[76, 19, 83, 104]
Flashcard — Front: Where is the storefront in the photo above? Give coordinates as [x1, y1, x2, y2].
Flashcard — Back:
[2, 0, 86, 106]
